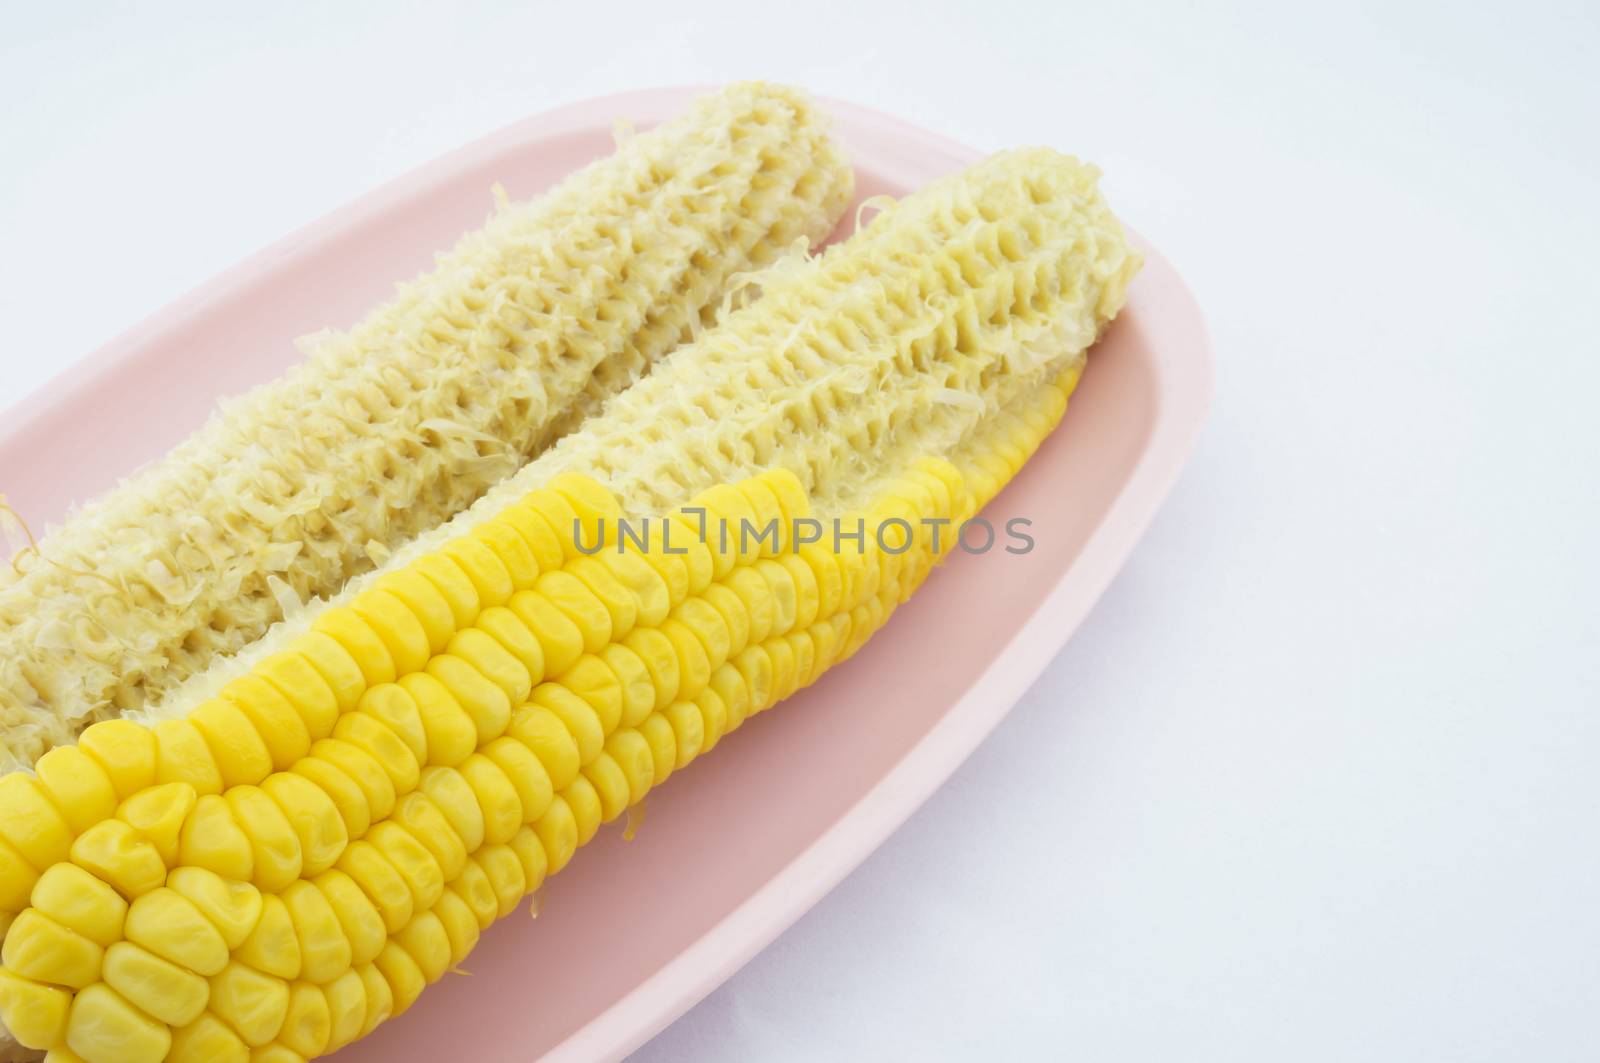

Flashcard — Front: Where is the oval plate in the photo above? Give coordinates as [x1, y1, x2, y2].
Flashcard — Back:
[0, 88, 1211, 1062]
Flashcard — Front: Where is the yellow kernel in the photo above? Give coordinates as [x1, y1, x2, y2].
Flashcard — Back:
[281, 880, 351, 985]
[335, 842, 412, 934]
[32, 863, 127, 947]
[702, 583, 751, 658]
[535, 797, 578, 875]
[250, 1044, 306, 1063]
[152, 718, 223, 796]
[331, 712, 420, 794]
[307, 739, 395, 824]
[601, 642, 658, 728]
[693, 482, 759, 568]
[663, 514, 715, 595]
[70, 820, 166, 899]
[605, 729, 656, 806]
[397, 672, 476, 767]
[735, 476, 787, 557]
[440, 537, 514, 610]
[799, 541, 844, 621]
[125, 886, 229, 976]
[734, 645, 775, 715]
[310, 608, 395, 688]
[498, 501, 565, 573]
[35, 746, 118, 835]
[533, 570, 612, 654]
[321, 967, 367, 1052]
[391, 792, 467, 881]
[0, 838, 40, 911]
[664, 701, 706, 771]
[411, 554, 480, 631]
[77, 718, 157, 800]
[117, 780, 196, 865]
[662, 617, 712, 704]
[167, 866, 261, 949]
[710, 663, 752, 731]
[432, 890, 480, 966]
[191, 698, 274, 788]
[395, 910, 451, 983]
[475, 605, 546, 687]
[313, 870, 386, 968]
[507, 705, 581, 792]
[0, 967, 71, 1050]
[374, 569, 456, 656]
[672, 597, 732, 672]
[779, 553, 821, 630]
[564, 774, 603, 846]
[6, 909, 104, 990]
[274, 638, 358, 722]
[582, 752, 630, 824]
[569, 557, 639, 641]
[474, 845, 526, 919]
[210, 961, 290, 1048]
[351, 589, 431, 677]
[531, 684, 604, 766]
[622, 628, 679, 717]
[447, 860, 498, 931]
[766, 636, 798, 703]
[103, 941, 209, 1026]
[367, 822, 443, 913]
[278, 982, 331, 1058]
[66, 983, 171, 1063]
[372, 942, 425, 1018]
[507, 589, 584, 677]
[222, 676, 312, 772]
[726, 567, 775, 644]
[287, 757, 369, 842]
[355, 684, 428, 763]
[523, 489, 583, 563]
[638, 713, 679, 788]
[235, 895, 301, 981]
[356, 963, 392, 1037]
[175, 795, 250, 882]
[168, 1012, 249, 1063]
[482, 736, 554, 825]
[225, 786, 303, 893]
[753, 559, 798, 637]
[417, 766, 485, 854]
[559, 653, 624, 734]
[695, 688, 730, 752]
[601, 549, 671, 627]
[0, 772, 74, 870]
[447, 627, 532, 706]
[759, 469, 811, 535]
[786, 631, 816, 694]
[261, 772, 348, 877]
[508, 826, 549, 895]
[471, 522, 539, 591]
[546, 474, 621, 549]
[425, 654, 511, 742]
[458, 754, 523, 847]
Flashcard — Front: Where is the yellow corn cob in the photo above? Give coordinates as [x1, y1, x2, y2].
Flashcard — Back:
[0, 147, 1136, 1062]
[0, 82, 853, 771]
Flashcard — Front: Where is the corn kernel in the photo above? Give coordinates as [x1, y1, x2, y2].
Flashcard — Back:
[391, 792, 467, 881]
[474, 845, 527, 919]
[168, 1012, 249, 1063]
[321, 967, 367, 1052]
[702, 583, 751, 658]
[559, 653, 624, 734]
[726, 567, 775, 645]
[531, 684, 604, 767]
[637, 713, 679, 788]
[35, 746, 118, 835]
[535, 796, 578, 875]
[209, 961, 291, 1048]
[308, 739, 396, 825]
[507, 705, 581, 792]
[356, 963, 392, 1037]
[350, 589, 431, 677]
[373, 569, 456, 656]
[498, 501, 565, 574]
[278, 982, 331, 1058]
[335, 842, 412, 934]
[600, 550, 671, 627]
[235, 894, 300, 981]
[507, 589, 584, 677]
[458, 754, 522, 847]
[223, 676, 312, 772]
[440, 537, 513, 610]
[0, 772, 74, 871]
[261, 771, 348, 878]
[179, 793, 255, 882]
[417, 766, 486, 855]
[394, 910, 451, 983]
[411, 554, 479, 631]
[673, 597, 732, 673]
[425, 655, 511, 743]
[508, 826, 549, 896]
[0, 838, 40, 911]
[313, 870, 386, 968]
[331, 712, 420, 795]
[446, 628, 532, 707]
[191, 698, 274, 788]
[168, 866, 262, 949]
[569, 557, 639, 642]
[533, 571, 612, 655]
[70, 820, 166, 899]
[474, 606, 547, 689]
[224, 786, 303, 892]
[447, 861, 498, 932]
[0, 967, 71, 1049]
[125, 887, 229, 976]
[695, 688, 730, 752]
[372, 942, 425, 1018]
[601, 643, 658, 729]
[431, 890, 479, 967]
[281, 880, 351, 985]
[366, 823, 443, 914]
[77, 719, 158, 800]
[664, 701, 706, 771]
[102, 941, 209, 1026]
[563, 775, 603, 846]
[397, 672, 477, 768]
[152, 718, 223, 796]
[582, 752, 630, 824]
[66, 983, 171, 1063]
[271, 639, 356, 724]
[31, 863, 127, 947]
[311, 609, 395, 688]
[470, 522, 539, 591]
[117, 780, 196, 866]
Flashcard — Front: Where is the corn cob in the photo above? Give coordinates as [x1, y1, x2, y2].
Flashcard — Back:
[0, 147, 1137, 1062]
[0, 82, 853, 771]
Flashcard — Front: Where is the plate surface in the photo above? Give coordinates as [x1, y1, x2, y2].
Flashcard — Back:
[0, 89, 1210, 1061]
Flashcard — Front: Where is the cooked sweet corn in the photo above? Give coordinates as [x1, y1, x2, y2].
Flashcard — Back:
[0, 145, 1135, 1061]
[0, 82, 853, 771]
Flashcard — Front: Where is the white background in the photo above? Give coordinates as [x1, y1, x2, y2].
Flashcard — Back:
[2, 2, 1596, 1060]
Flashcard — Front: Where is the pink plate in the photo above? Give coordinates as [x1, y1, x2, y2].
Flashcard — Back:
[0, 88, 1210, 1061]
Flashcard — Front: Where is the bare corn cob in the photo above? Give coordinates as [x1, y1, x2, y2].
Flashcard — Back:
[0, 82, 853, 771]
[0, 148, 1136, 1062]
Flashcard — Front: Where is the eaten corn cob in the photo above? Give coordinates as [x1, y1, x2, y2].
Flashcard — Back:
[0, 147, 1137, 1062]
[0, 82, 853, 771]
